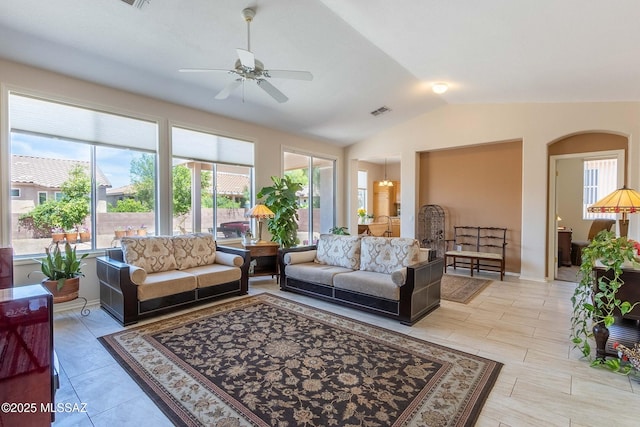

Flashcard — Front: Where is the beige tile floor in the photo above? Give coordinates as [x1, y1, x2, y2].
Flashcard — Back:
[51, 273, 640, 426]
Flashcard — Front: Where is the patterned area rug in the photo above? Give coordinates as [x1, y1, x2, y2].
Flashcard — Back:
[99, 294, 502, 426]
[441, 274, 493, 304]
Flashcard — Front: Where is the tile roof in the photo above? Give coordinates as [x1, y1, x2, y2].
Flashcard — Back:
[11, 155, 111, 188]
[215, 172, 249, 196]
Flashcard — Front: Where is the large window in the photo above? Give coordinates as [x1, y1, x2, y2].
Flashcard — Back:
[283, 151, 335, 245]
[583, 158, 617, 220]
[9, 93, 158, 256]
[171, 126, 253, 240]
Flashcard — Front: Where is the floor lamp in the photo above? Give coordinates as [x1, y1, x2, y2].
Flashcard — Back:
[245, 204, 275, 244]
[587, 185, 640, 238]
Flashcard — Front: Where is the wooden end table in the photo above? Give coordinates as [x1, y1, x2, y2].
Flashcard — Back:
[242, 242, 279, 281]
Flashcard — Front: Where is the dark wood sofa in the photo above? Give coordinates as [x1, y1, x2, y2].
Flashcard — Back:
[279, 240, 444, 326]
[97, 245, 250, 326]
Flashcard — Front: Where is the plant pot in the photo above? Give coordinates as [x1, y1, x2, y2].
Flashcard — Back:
[42, 277, 80, 303]
[125, 229, 136, 236]
[65, 232, 78, 243]
[114, 230, 126, 239]
[51, 232, 65, 243]
[137, 229, 147, 236]
[79, 231, 91, 242]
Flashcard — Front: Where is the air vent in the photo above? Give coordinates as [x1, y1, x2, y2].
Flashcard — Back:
[120, 0, 150, 8]
[370, 106, 391, 117]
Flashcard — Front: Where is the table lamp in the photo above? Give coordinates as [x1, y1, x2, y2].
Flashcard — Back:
[245, 204, 275, 244]
[587, 185, 640, 238]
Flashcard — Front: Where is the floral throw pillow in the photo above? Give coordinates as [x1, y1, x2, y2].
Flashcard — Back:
[121, 236, 177, 273]
[360, 237, 421, 274]
[314, 234, 361, 270]
[173, 233, 217, 270]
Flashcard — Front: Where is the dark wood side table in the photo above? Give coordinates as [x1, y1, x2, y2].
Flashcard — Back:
[242, 242, 280, 280]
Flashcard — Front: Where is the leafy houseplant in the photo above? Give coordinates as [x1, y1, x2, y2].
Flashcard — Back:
[329, 226, 350, 235]
[571, 230, 640, 366]
[257, 175, 303, 248]
[31, 242, 88, 303]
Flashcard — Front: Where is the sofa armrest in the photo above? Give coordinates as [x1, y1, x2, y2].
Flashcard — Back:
[278, 245, 317, 286]
[397, 257, 444, 324]
[217, 245, 251, 294]
[96, 253, 139, 325]
[129, 265, 147, 285]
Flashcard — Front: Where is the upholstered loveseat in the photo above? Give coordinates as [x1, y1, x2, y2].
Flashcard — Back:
[279, 234, 443, 325]
[96, 233, 250, 325]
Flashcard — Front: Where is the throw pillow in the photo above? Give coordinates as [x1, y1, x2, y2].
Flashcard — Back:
[314, 234, 361, 270]
[121, 236, 177, 273]
[360, 237, 421, 274]
[172, 233, 217, 270]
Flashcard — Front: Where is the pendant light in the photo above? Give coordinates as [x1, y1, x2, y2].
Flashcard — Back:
[379, 158, 394, 187]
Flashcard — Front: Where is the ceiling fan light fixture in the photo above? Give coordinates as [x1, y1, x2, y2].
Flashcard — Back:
[432, 83, 449, 94]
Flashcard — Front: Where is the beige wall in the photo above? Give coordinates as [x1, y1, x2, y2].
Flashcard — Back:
[0, 59, 344, 307]
[347, 102, 640, 282]
[419, 141, 522, 274]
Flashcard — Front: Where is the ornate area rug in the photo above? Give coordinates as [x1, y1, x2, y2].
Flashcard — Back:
[441, 275, 493, 304]
[99, 294, 502, 426]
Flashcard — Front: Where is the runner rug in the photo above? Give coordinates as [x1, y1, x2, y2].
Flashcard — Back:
[441, 274, 493, 304]
[99, 293, 502, 426]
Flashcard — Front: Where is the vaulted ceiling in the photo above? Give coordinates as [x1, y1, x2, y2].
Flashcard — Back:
[1, 0, 639, 146]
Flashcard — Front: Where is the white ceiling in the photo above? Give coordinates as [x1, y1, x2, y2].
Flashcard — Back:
[1, 0, 639, 146]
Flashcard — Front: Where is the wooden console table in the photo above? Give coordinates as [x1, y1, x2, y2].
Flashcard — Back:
[242, 242, 279, 280]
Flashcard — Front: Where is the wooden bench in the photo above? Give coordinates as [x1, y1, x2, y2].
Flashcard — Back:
[445, 226, 507, 280]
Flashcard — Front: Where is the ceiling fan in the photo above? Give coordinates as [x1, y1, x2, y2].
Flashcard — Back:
[179, 7, 313, 103]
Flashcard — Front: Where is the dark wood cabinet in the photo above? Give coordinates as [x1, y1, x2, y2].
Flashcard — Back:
[557, 230, 572, 267]
[0, 284, 56, 426]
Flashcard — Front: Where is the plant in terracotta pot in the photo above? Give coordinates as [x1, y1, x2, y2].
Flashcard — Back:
[30, 242, 88, 303]
[571, 230, 640, 367]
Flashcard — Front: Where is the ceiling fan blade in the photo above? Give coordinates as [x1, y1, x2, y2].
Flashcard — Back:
[236, 48, 255, 69]
[264, 70, 314, 81]
[215, 79, 243, 100]
[179, 68, 232, 73]
[257, 79, 288, 103]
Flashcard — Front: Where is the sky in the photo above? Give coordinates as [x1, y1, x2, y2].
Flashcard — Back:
[11, 132, 144, 189]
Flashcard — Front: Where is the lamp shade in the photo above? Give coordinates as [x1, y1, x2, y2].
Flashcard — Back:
[587, 186, 640, 214]
[244, 204, 275, 219]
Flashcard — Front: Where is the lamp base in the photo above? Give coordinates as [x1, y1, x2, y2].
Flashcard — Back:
[619, 219, 630, 238]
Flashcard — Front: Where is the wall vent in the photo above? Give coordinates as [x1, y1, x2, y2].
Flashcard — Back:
[120, 0, 150, 8]
[370, 106, 391, 117]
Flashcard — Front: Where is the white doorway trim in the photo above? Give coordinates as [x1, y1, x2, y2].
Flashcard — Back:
[548, 149, 625, 280]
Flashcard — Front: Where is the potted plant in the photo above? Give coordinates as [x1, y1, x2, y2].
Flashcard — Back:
[329, 226, 350, 235]
[114, 226, 126, 239]
[64, 227, 79, 243]
[137, 224, 147, 236]
[51, 227, 65, 243]
[571, 230, 640, 366]
[30, 242, 88, 303]
[257, 175, 303, 248]
[78, 226, 91, 242]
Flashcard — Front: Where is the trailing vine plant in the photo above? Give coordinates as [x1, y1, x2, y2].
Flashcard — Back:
[571, 230, 640, 366]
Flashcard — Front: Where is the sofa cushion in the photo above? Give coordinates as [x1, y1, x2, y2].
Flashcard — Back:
[186, 264, 242, 288]
[121, 236, 177, 273]
[136, 270, 197, 301]
[314, 234, 361, 270]
[333, 270, 400, 301]
[360, 237, 421, 274]
[172, 233, 216, 270]
[285, 262, 354, 286]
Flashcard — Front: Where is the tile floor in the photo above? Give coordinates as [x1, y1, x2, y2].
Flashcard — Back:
[51, 273, 640, 426]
